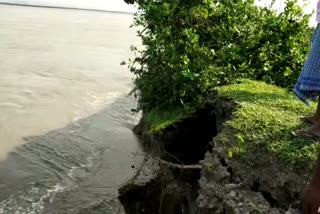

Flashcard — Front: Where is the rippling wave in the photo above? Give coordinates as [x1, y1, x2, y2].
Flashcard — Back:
[0, 4, 141, 214]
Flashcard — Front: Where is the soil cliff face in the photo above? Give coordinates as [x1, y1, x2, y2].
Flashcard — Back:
[118, 97, 308, 214]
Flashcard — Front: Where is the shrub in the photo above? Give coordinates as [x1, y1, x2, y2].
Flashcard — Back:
[126, 0, 313, 112]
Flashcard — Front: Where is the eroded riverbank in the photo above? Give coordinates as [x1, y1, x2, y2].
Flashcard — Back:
[119, 80, 316, 214]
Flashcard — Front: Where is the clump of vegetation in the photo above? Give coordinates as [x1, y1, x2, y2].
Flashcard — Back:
[124, 0, 319, 166]
[218, 79, 320, 167]
[126, 0, 313, 113]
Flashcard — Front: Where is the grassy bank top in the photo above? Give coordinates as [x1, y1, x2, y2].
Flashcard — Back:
[145, 79, 320, 167]
[218, 79, 319, 167]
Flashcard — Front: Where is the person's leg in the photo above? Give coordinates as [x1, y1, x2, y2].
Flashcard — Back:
[307, 97, 320, 125]
[302, 152, 320, 213]
[294, 125, 320, 139]
[303, 182, 320, 213]
[294, 97, 320, 138]
[294, 25, 320, 138]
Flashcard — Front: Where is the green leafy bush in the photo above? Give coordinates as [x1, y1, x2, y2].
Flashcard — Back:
[126, 0, 313, 112]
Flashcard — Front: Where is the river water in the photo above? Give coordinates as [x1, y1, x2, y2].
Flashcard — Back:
[0, 4, 142, 214]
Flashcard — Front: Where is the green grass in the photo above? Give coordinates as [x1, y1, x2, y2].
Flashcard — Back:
[145, 106, 185, 133]
[219, 79, 320, 167]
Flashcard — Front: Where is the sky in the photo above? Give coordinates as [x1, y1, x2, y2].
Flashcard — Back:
[256, 0, 318, 25]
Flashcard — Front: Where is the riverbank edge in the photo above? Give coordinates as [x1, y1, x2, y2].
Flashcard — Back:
[118, 79, 317, 213]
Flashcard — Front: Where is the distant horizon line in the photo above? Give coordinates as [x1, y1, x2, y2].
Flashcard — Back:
[0, 2, 135, 14]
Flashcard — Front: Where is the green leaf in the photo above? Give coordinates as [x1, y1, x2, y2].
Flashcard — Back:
[228, 150, 233, 159]
[238, 135, 245, 145]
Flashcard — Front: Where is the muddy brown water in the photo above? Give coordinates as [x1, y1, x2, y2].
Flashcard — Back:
[0, 4, 143, 213]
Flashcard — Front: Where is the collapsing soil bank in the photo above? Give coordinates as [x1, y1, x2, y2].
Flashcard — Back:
[118, 80, 318, 214]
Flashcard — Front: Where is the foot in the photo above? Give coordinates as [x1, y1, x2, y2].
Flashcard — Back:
[301, 115, 320, 126]
[293, 125, 320, 140]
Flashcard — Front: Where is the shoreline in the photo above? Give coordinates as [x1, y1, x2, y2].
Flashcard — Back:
[0, 2, 135, 15]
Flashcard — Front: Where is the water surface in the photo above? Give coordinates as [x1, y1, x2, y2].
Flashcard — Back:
[0, 4, 142, 213]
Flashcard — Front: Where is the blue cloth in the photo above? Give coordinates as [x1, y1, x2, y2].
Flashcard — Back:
[294, 24, 320, 105]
